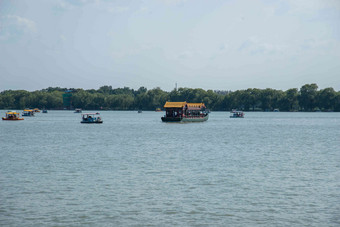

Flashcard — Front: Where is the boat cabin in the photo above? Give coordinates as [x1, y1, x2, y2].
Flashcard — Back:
[163, 102, 186, 119]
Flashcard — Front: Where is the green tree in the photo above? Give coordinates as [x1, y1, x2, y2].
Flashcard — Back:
[259, 88, 277, 111]
[299, 84, 318, 111]
[98, 85, 113, 94]
[284, 88, 299, 111]
[318, 87, 336, 111]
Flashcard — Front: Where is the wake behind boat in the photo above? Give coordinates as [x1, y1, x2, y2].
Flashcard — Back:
[161, 101, 209, 122]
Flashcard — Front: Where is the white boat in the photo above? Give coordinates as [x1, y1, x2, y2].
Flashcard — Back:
[230, 110, 244, 118]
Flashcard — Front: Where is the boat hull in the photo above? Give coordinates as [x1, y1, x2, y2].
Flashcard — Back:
[161, 115, 209, 122]
[2, 118, 24, 120]
[81, 121, 103, 124]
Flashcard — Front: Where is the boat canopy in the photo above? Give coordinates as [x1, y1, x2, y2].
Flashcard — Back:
[6, 111, 19, 115]
[163, 102, 187, 108]
[23, 109, 34, 112]
[82, 113, 100, 116]
[163, 101, 206, 109]
[187, 103, 205, 110]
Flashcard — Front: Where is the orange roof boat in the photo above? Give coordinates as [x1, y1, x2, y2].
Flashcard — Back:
[161, 101, 209, 122]
[2, 111, 24, 120]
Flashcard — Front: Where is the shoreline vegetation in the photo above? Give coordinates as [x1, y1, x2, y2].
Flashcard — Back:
[0, 83, 339, 112]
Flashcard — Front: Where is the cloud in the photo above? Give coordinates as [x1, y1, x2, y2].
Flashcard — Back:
[159, 0, 188, 6]
[177, 50, 192, 59]
[139, 7, 150, 13]
[54, 0, 103, 11]
[299, 38, 340, 55]
[219, 43, 229, 52]
[107, 6, 129, 14]
[0, 15, 37, 41]
[0, 32, 11, 41]
[54, 0, 75, 11]
[7, 15, 37, 33]
[286, 0, 340, 15]
[60, 35, 66, 42]
[111, 44, 156, 58]
[238, 37, 285, 55]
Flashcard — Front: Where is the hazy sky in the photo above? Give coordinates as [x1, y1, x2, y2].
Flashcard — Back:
[1, 0, 340, 91]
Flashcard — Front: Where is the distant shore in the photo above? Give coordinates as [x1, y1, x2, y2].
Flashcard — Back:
[1, 83, 339, 112]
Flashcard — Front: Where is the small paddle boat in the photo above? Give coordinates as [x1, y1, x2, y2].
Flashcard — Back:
[230, 110, 244, 118]
[81, 113, 103, 124]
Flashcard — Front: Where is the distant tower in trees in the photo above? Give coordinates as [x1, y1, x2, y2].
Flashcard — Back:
[62, 90, 73, 110]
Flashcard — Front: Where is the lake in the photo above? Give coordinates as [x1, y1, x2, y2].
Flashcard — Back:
[0, 110, 339, 226]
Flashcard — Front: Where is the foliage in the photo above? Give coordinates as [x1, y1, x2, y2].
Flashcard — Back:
[0, 84, 339, 111]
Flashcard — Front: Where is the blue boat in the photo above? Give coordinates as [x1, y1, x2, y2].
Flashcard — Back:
[81, 113, 103, 124]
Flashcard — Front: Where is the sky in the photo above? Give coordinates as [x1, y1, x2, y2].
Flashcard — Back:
[0, 0, 340, 92]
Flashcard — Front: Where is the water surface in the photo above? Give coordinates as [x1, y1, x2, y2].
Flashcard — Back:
[1, 111, 339, 226]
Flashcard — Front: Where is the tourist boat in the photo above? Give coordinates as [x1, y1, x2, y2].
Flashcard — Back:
[2, 111, 24, 120]
[33, 108, 40, 112]
[74, 108, 82, 113]
[22, 109, 35, 117]
[81, 113, 103, 123]
[161, 101, 209, 122]
[138, 110, 142, 113]
[230, 110, 244, 118]
[42, 109, 48, 113]
[155, 108, 162, 112]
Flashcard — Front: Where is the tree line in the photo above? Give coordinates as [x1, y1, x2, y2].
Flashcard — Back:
[0, 84, 339, 111]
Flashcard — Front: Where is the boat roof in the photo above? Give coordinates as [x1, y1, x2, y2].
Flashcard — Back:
[81, 113, 100, 115]
[6, 111, 19, 114]
[163, 101, 206, 109]
[23, 109, 34, 112]
[187, 103, 205, 108]
[164, 101, 187, 108]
